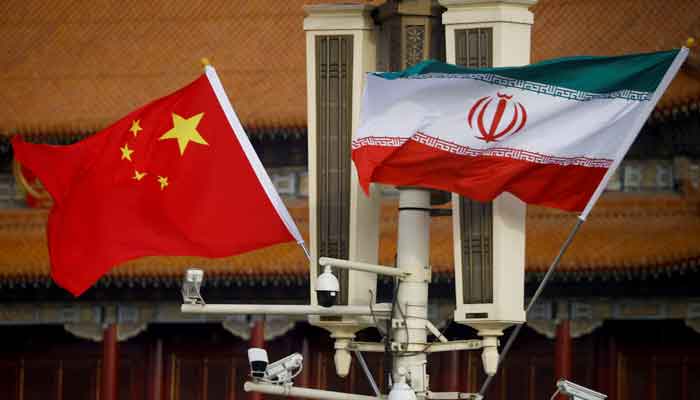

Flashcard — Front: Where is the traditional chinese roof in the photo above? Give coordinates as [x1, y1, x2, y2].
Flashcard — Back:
[531, 0, 700, 111]
[2, 0, 697, 138]
[0, 0, 309, 136]
[1, 194, 698, 289]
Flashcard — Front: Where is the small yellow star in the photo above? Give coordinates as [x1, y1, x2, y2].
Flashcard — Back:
[157, 176, 169, 190]
[120, 143, 134, 161]
[159, 112, 208, 155]
[130, 120, 143, 137]
[132, 170, 147, 181]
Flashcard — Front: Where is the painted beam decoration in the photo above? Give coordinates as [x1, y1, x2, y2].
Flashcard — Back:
[352, 49, 688, 216]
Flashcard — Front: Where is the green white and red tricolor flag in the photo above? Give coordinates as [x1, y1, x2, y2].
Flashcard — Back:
[352, 48, 688, 218]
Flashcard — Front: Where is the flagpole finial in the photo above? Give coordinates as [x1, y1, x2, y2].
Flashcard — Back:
[200, 57, 212, 68]
[686, 37, 696, 49]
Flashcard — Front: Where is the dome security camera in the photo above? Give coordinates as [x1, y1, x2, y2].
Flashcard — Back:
[316, 265, 340, 308]
[388, 368, 417, 400]
[247, 348, 269, 379]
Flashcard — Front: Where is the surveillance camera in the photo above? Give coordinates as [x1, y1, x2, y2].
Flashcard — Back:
[557, 379, 607, 400]
[388, 367, 417, 400]
[248, 348, 303, 385]
[182, 268, 205, 305]
[186, 268, 204, 284]
[265, 353, 303, 384]
[316, 265, 340, 308]
[247, 348, 269, 379]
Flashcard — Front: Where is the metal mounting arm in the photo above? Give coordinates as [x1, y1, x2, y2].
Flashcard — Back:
[319, 256, 411, 278]
[426, 391, 483, 399]
[244, 382, 382, 400]
[181, 303, 391, 317]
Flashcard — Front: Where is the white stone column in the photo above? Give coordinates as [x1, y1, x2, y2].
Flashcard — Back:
[441, 0, 535, 67]
[303, 4, 381, 377]
[441, 0, 534, 376]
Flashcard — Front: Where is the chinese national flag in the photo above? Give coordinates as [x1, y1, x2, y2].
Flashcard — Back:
[12, 66, 304, 296]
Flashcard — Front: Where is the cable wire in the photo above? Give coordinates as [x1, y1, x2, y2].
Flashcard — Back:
[385, 278, 401, 387]
[368, 289, 388, 338]
[394, 297, 410, 353]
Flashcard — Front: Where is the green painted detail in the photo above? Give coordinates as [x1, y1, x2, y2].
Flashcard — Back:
[374, 49, 680, 94]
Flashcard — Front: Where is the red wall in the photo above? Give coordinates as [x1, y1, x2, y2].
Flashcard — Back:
[0, 321, 698, 400]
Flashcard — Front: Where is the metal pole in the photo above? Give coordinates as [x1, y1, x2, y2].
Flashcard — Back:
[319, 256, 411, 278]
[181, 304, 391, 316]
[479, 218, 584, 397]
[354, 350, 381, 397]
[393, 188, 431, 397]
[244, 381, 378, 400]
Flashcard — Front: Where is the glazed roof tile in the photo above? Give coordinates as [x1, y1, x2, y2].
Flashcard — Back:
[0, 0, 309, 135]
[1, 194, 698, 285]
[1, 0, 697, 136]
[530, 0, 700, 109]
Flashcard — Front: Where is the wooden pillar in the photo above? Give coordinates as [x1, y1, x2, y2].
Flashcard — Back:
[101, 324, 119, 400]
[459, 352, 471, 393]
[608, 336, 618, 400]
[148, 339, 163, 400]
[249, 318, 264, 400]
[444, 351, 459, 391]
[555, 319, 572, 399]
[297, 337, 310, 388]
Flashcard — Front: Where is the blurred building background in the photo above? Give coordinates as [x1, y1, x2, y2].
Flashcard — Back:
[0, 0, 699, 399]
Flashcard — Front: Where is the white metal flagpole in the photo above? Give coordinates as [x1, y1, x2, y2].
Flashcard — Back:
[479, 218, 583, 396]
[204, 63, 310, 260]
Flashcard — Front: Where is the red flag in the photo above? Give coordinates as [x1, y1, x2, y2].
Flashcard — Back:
[12, 66, 304, 296]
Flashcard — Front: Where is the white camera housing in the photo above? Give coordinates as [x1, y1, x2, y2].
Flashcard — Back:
[557, 379, 607, 400]
[186, 268, 204, 283]
[248, 348, 303, 385]
[316, 265, 340, 308]
[388, 368, 417, 400]
[265, 353, 303, 384]
[182, 268, 205, 305]
[247, 348, 269, 379]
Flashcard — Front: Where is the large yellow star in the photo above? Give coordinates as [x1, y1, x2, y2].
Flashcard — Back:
[120, 143, 134, 161]
[130, 120, 143, 137]
[158, 112, 208, 155]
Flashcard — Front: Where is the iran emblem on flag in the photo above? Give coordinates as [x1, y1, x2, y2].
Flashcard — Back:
[468, 92, 528, 143]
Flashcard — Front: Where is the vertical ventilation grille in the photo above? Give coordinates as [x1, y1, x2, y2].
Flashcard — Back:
[460, 200, 493, 304]
[316, 35, 353, 305]
[456, 28, 494, 304]
[455, 28, 492, 68]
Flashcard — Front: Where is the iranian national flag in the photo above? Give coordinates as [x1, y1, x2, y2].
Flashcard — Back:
[353, 49, 688, 218]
